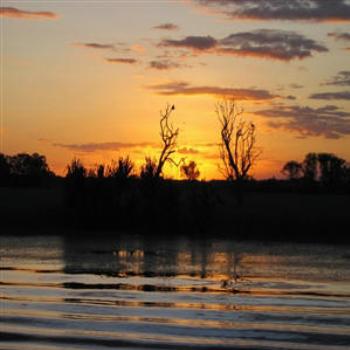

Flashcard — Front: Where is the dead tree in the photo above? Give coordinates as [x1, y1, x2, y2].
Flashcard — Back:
[155, 104, 179, 178]
[217, 99, 259, 182]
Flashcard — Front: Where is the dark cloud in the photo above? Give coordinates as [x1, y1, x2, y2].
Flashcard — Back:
[53, 141, 154, 153]
[219, 30, 328, 61]
[158, 30, 327, 61]
[148, 81, 279, 100]
[255, 104, 350, 139]
[76, 43, 115, 50]
[153, 23, 179, 31]
[105, 58, 138, 64]
[149, 60, 183, 70]
[194, 0, 350, 22]
[323, 71, 350, 86]
[159, 35, 218, 51]
[0, 6, 57, 19]
[328, 32, 350, 41]
[309, 91, 350, 100]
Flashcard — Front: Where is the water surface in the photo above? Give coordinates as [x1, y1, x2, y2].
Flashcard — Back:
[1, 234, 350, 349]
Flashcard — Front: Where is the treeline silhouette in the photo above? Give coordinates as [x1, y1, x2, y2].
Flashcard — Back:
[1, 151, 349, 191]
[281, 153, 350, 188]
[0, 152, 54, 187]
[1, 150, 349, 242]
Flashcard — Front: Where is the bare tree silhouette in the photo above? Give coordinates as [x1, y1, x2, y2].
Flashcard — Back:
[155, 104, 179, 179]
[217, 99, 259, 182]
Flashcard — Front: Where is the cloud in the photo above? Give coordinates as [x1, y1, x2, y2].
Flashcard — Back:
[193, 0, 350, 22]
[153, 23, 179, 31]
[197, 142, 220, 148]
[148, 81, 279, 100]
[159, 35, 218, 51]
[309, 91, 350, 100]
[290, 83, 304, 89]
[105, 58, 138, 64]
[328, 32, 350, 41]
[255, 104, 350, 139]
[53, 141, 154, 153]
[76, 42, 115, 50]
[0, 6, 57, 19]
[323, 71, 350, 86]
[158, 30, 328, 61]
[149, 59, 188, 70]
[177, 147, 201, 155]
[219, 30, 328, 60]
[76, 42, 146, 55]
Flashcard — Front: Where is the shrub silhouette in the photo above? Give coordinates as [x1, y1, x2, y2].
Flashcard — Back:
[66, 158, 86, 181]
[108, 156, 134, 182]
[140, 157, 158, 180]
[181, 160, 200, 181]
[97, 164, 105, 179]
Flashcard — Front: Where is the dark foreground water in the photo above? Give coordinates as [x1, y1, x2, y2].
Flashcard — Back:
[1, 234, 350, 350]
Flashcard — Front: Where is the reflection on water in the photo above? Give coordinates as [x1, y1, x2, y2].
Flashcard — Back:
[1, 234, 350, 349]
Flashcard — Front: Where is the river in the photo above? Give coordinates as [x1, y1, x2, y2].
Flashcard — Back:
[1, 234, 350, 349]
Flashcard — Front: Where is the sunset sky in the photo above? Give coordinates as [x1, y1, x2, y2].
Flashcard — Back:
[1, 0, 350, 179]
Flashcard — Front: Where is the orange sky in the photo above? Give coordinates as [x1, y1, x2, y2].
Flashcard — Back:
[1, 1, 350, 179]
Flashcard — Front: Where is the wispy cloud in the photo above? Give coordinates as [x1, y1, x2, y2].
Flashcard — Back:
[159, 30, 327, 61]
[0, 6, 57, 19]
[255, 104, 350, 139]
[148, 81, 279, 100]
[160, 35, 217, 51]
[153, 23, 179, 31]
[193, 0, 350, 22]
[75, 42, 115, 50]
[310, 91, 350, 100]
[290, 83, 304, 89]
[328, 32, 350, 41]
[149, 59, 188, 70]
[75, 42, 144, 55]
[323, 71, 350, 86]
[105, 58, 138, 64]
[53, 141, 154, 153]
[177, 147, 201, 155]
